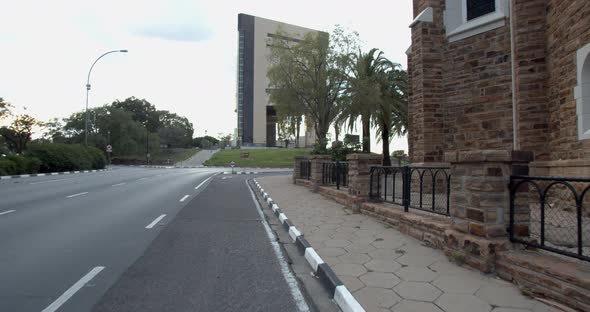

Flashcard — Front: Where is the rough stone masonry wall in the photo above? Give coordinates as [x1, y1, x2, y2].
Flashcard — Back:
[441, 12, 514, 152]
[546, 0, 590, 161]
[513, 0, 550, 160]
[408, 0, 446, 163]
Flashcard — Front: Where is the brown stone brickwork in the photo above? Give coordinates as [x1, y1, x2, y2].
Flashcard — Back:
[409, 0, 590, 166]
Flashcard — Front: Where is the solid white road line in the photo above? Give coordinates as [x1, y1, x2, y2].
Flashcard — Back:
[145, 214, 167, 229]
[0, 210, 16, 216]
[41, 266, 105, 312]
[247, 181, 310, 312]
[66, 192, 88, 198]
[179, 195, 190, 202]
[111, 182, 126, 187]
[194, 176, 213, 190]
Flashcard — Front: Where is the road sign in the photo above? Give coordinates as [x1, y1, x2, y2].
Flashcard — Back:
[230, 161, 235, 168]
[106, 145, 112, 153]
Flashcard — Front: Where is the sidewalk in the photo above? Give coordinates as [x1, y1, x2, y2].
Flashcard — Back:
[257, 175, 560, 312]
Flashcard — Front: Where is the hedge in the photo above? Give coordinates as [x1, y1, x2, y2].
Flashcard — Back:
[26, 143, 106, 173]
[0, 155, 41, 176]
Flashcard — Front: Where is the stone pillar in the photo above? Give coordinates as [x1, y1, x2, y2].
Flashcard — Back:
[310, 155, 331, 191]
[444, 150, 533, 272]
[408, 0, 446, 163]
[347, 154, 382, 210]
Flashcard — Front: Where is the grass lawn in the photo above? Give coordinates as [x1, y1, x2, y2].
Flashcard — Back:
[152, 148, 199, 163]
[204, 149, 311, 168]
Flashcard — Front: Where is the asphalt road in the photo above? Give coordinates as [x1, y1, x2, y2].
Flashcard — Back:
[92, 174, 309, 312]
[0, 167, 223, 312]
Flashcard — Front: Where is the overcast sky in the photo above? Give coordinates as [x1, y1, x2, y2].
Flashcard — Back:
[0, 0, 412, 151]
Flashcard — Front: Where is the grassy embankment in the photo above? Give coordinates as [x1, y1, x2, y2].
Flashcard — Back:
[204, 149, 311, 168]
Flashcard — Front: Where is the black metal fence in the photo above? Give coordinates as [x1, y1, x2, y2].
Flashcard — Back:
[322, 161, 348, 189]
[300, 159, 311, 180]
[509, 175, 590, 262]
[369, 166, 451, 216]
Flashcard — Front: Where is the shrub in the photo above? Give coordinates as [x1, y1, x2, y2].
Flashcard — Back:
[0, 155, 41, 175]
[26, 143, 106, 173]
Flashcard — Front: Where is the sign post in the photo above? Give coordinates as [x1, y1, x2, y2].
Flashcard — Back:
[230, 161, 236, 175]
[106, 145, 113, 168]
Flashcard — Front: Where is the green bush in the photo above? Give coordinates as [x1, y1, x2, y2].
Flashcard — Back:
[0, 155, 41, 175]
[26, 143, 106, 173]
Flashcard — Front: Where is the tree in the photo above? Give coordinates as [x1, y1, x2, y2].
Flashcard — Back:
[375, 66, 408, 166]
[0, 114, 39, 153]
[0, 98, 12, 121]
[112, 97, 160, 132]
[41, 118, 67, 143]
[342, 48, 392, 153]
[267, 26, 358, 151]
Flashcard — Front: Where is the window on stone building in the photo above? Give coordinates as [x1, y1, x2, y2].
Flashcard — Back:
[444, 0, 508, 42]
[467, 0, 495, 20]
[576, 43, 590, 140]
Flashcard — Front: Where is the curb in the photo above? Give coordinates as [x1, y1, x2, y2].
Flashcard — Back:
[251, 178, 365, 312]
[223, 171, 259, 175]
[0, 169, 108, 180]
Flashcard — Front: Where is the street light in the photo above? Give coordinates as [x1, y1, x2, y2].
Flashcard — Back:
[85, 49, 128, 146]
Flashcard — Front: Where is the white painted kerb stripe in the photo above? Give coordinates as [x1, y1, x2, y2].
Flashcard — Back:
[145, 214, 167, 229]
[179, 195, 190, 202]
[272, 204, 279, 212]
[334, 285, 365, 312]
[279, 213, 288, 224]
[41, 266, 105, 312]
[246, 181, 310, 312]
[0, 210, 16, 216]
[289, 226, 301, 242]
[267, 197, 273, 204]
[66, 192, 88, 198]
[304, 248, 324, 272]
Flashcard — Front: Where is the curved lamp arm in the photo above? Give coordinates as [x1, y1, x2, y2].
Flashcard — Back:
[86, 49, 128, 90]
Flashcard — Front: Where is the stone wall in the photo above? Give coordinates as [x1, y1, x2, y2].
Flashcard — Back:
[545, 0, 590, 161]
[409, 0, 590, 165]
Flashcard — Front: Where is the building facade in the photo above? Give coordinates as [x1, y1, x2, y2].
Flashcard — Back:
[236, 13, 319, 147]
[408, 0, 590, 175]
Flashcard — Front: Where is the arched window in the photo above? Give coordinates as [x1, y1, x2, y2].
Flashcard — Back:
[576, 43, 590, 140]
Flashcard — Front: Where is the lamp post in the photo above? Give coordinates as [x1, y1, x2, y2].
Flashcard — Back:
[85, 49, 128, 146]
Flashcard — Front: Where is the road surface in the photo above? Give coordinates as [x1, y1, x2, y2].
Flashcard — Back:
[0, 167, 318, 312]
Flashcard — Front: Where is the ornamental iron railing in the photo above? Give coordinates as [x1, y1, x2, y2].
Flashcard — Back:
[369, 166, 451, 216]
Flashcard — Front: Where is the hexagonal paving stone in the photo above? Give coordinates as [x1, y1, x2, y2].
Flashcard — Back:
[393, 281, 442, 302]
[332, 263, 368, 277]
[435, 293, 492, 312]
[324, 239, 352, 248]
[365, 259, 402, 273]
[428, 259, 468, 275]
[339, 275, 365, 292]
[475, 285, 537, 309]
[335, 226, 358, 233]
[360, 272, 401, 288]
[372, 239, 406, 249]
[345, 243, 377, 254]
[395, 266, 439, 282]
[391, 300, 444, 312]
[316, 247, 347, 257]
[369, 248, 406, 261]
[490, 308, 533, 312]
[338, 253, 372, 264]
[432, 274, 483, 294]
[354, 287, 402, 309]
[397, 253, 442, 268]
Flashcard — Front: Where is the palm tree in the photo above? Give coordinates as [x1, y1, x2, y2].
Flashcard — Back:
[343, 48, 392, 152]
[374, 66, 408, 166]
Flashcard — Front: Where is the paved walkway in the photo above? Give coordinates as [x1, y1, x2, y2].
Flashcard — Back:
[176, 149, 219, 167]
[257, 175, 559, 312]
